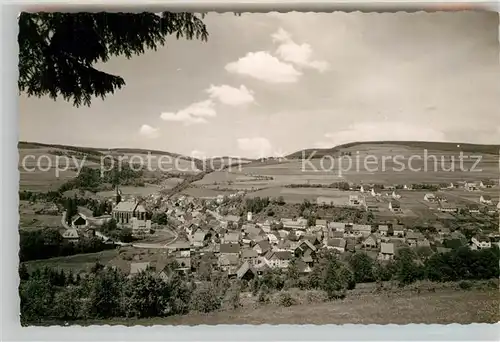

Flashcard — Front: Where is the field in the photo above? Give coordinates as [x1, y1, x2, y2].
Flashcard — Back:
[24, 249, 120, 273]
[96, 184, 162, 198]
[68, 286, 499, 325]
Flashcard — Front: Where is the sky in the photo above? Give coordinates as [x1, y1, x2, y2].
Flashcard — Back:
[19, 11, 500, 159]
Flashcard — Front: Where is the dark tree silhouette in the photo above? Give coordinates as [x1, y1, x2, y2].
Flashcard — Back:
[18, 12, 208, 107]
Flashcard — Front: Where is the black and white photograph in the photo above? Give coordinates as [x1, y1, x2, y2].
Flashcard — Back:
[17, 10, 499, 326]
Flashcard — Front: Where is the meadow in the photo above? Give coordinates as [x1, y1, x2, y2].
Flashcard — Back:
[70, 285, 499, 325]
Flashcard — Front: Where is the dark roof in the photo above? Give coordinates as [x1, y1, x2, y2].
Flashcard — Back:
[390, 200, 400, 208]
[220, 242, 240, 254]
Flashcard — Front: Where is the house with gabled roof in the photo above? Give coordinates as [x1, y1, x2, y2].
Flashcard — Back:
[264, 251, 293, 269]
[378, 224, 390, 236]
[326, 238, 346, 253]
[253, 239, 271, 255]
[241, 248, 259, 266]
[222, 231, 241, 244]
[480, 195, 493, 205]
[362, 234, 378, 249]
[236, 261, 257, 281]
[61, 228, 79, 243]
[328, 222, 346, 233]
[352, 224, 372, 237]
[389, 200, 401, 212]
[480, 180, 495, 188]
[467, 203, 480, 213]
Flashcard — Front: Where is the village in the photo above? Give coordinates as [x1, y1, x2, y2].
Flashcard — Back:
[54, 176, 500, 281]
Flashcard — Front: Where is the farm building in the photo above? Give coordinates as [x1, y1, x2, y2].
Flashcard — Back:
[479, 195, 493, 205]
[480, 180, 495, 188]
[352, 224, 372, 237]
[465, 181, 480, 191]
[438, 203, 458, 213]
[424, 193, 436, 202]
[326, 238, 346, 253]
[362, 234, 378, 249]
[470, 235, 492, 250]
[467, 203, 480, 213]
[393, 224, 405, 237]
[388, 200, 401, 212]
[349, 195, 361, 206]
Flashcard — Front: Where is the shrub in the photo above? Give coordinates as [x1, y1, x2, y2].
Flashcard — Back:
[305, 290, 328, 304]
[458, 280, 472, 290]
[190, 283, 221, 313]
[278, 291, 296, 307]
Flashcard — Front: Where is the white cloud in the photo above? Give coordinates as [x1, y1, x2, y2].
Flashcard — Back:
[138, 124, 159, 139]
[237, 137, 273, 159]
[315, 122, 446, 148]
[206, 84, 255, 106]
[160, 99, 216, 125]
[225, 51, 301, 83]
[272, 28, 329, 72]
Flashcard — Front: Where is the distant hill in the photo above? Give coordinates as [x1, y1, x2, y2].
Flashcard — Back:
[18, 141, 196, 161]
[287, 141, 500, 159]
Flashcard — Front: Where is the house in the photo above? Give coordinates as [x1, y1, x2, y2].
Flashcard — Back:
[236, 261, 257, 281]
[371, 188, 381, 197]
[61, 228, 79, 243]
[192, 230, 211, 247]
[362, 234, 378, 249]
[218, 254, 240, 274]
[112, 200, 148, 225]
[467, 203, 480, 213]
[72, 214, 88, 229]
[435, 195, 447, 203]
[465, 181, 480, 191]
[349, 195, 361, 206]
[222, 231, 241, 244]
[470, 235, 492, 250]
[174, 250, 191, 271]
[378, 243, 395, 260]
[295, 240, 317, 264]
[479, 195, 493, 205]
[378, 225, 390, 236]
[241, 248, 259, 266]
[392, 191, 401, 199]
[352, 224, 372, 237]
[326, 238, 346, 253]
[392, 224, 405, 237]
[480, 180, 494, 188]
[328, 222, 346, 233]
[389, 200, 401, 212]
[265, 251, 293, 269]
[219, 242, 240, 256]
[364, 197, 380, 212]
[131, 217, 152, 234]
[281, 218, 307, 230]
[267, 233, 279, 244]
[315, 219, 327, 229]
[406, 231, 425, 247]
[424, 193, 436, 202]
[438, 202, 458, 213]
[416, 238, 431, 248]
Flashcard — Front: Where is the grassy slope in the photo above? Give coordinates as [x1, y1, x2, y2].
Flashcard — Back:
[51, 287, 499, 326]
[287, 141, 500, 159]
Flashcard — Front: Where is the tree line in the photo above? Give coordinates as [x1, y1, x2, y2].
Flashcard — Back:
[19, 229, 116, 262]
[20, 245, 499, 324]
